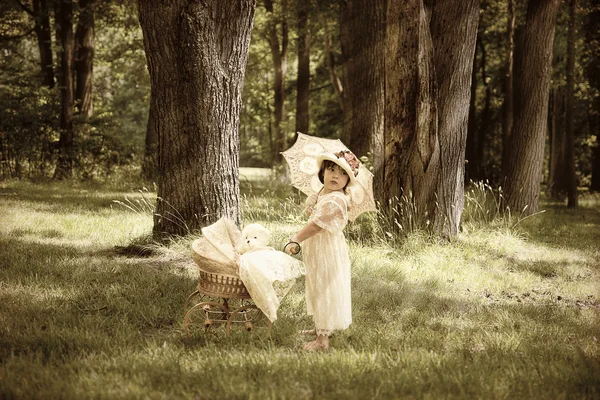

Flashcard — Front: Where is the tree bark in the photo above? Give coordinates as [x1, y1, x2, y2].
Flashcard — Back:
[384, 1, 440, 232]
[585, 2, 600, 192]
[323, 19, 344, 113]
[549, 86, 567, 199]
[141, 99, 158, 181]
[264, 0, 288, 166]
[295, 0, 310, 134]
[502, 0, 515, 167]
[340, 0, 386, 165]
[54, 0, 75, 180]
[466, 36, 478, 184]
[32, 0, 54, 88]
[138, 0, 255, 237]
[74, 0, 94, 118]
[503, 0, 561, 216]
[429, 0, 480, 235]
[383, 0, 478, 237]
[565, 0, 578, 208]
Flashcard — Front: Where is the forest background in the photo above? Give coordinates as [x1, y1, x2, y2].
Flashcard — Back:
[1, 0, 599, 202]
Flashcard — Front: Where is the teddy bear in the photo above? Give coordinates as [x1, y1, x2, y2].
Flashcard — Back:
[237, 223, 271, 254]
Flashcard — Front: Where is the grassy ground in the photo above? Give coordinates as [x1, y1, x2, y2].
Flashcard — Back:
[0, 174, 599, 399]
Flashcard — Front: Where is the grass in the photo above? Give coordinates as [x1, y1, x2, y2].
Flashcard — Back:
[0, 175, 599, 399]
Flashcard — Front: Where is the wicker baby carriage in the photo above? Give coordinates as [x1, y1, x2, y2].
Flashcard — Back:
[183, 217, 272, 336]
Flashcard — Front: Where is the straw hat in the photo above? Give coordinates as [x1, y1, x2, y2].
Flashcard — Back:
[316, 150, 360, 187]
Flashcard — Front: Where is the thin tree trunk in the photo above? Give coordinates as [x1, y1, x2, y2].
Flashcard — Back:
[502, 0, 515, 167]
[74, 0, 94, 118]
[479, 38, 492, 180]
[565, 0, 578, 208]
[33, 0, 54, 88]
[466, 36, 478, 184]
[503, 0, 561, 215]
[323, 19, 344, 113]
[54, 0, 75, 180]
[295, 0, 310, 134]
[141, 99, 158, 180]
[138, 0, 255, 237]
[340, 0, 385, 165]
[549, 85, 567, 199]
[265, 0, 288, 165]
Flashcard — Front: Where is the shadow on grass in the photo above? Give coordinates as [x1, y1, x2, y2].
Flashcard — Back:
[519, 203, 600, 253]
[0, 184, 146, 214]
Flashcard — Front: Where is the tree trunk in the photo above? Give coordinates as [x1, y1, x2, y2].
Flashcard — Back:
[384, 0, 478, 237]
[295, 0, 310, 134]
[138, 0, 255, 237]
[549, 85, 567, 199]
[340, 0, 386, 164]
[502, 0, 515, 167]
[384, 1, 440, 232]
[503, 0, 561, 216]
[585, 2, 600, 192]
[141, 99, 158, 181]
[429, 0, 480, 235]
[54, 0, 75, 180]
[74, 0, 94, 118]
[479, 39, 492, 181]
[565, 0, 578, 208]
[265, 0, 288, 166]
[323, 19, 344, 113]
[466, 36, 478, 184]
[33, 0, 54, 88]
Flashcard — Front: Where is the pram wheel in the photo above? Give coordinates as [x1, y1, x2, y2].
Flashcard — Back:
[227, 304, 272, 337]
[183, 301, 229, 336]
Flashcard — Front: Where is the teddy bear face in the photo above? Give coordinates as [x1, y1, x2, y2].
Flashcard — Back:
[238, 223, 270, 254]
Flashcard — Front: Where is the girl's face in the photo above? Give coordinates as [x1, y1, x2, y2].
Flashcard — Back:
[322, 164, 349, 193]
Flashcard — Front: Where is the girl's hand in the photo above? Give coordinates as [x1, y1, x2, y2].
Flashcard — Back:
[284, 238, 301, 255]
[304, 193, 318, 216]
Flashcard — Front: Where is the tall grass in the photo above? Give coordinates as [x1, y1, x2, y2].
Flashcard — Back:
[1, 176, 599, 399]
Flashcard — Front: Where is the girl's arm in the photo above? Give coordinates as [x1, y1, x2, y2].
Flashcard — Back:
[291, 221, 322, 243]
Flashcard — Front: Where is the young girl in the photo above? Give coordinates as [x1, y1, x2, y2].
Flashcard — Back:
[285, 150, 360, 351]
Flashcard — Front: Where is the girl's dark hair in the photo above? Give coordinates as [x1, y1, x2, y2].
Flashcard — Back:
[318, 160, 350, 190]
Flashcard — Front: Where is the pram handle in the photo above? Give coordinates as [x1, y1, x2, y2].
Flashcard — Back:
[283, 241, 301, 255]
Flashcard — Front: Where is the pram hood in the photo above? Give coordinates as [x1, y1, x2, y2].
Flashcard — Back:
[192, 217, 242, 276]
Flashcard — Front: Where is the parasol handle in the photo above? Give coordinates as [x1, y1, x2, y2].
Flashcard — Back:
[283, 241, 301, 255]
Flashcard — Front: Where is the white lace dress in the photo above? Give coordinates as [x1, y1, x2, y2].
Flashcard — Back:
[303, 191, 352, 336]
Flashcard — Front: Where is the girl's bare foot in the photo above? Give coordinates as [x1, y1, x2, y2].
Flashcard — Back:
[299, 328, 316, 336]
[303, 334, 328, 351]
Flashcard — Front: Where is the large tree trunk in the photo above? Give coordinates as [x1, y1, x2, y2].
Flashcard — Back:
[429, 0, 480, 235]
[384, 0, 479, 237]
[295, 0, 310, 134]
[503, 0, 561, 216]
[565, 0, 578, 208]
[265, 0, 288, 166]
[54, 0, 75, 180]
[138, 0, 255, 237]
[74, 0, 94, 118]
[340, 0, 385, 165]
[33, 0, 54, 88]
[384, 1, 440, 231]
